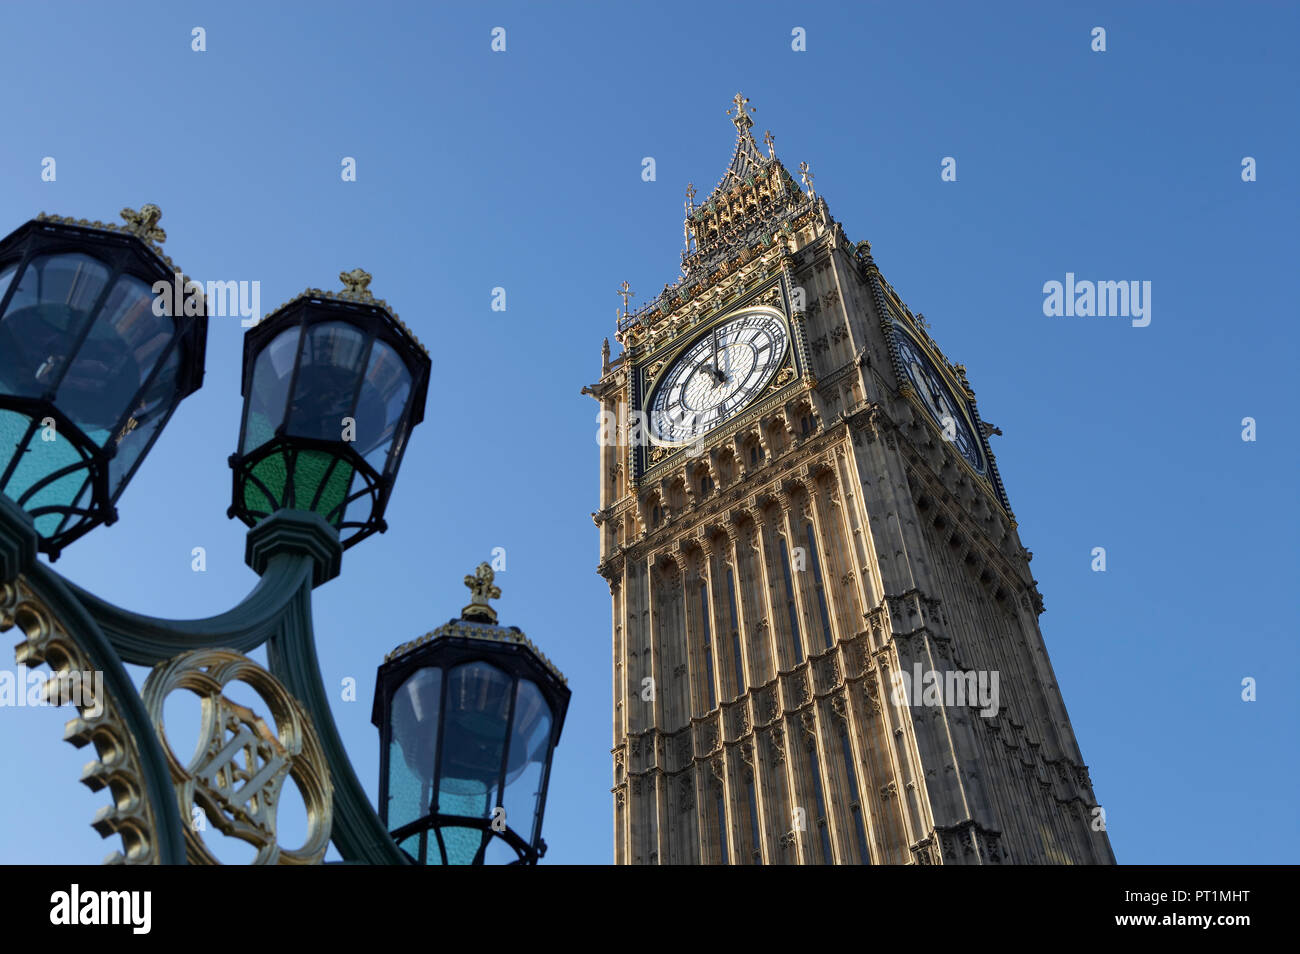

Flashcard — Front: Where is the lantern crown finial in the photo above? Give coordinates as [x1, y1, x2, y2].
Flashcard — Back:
[339, 267, 374, 300]
[461, 562, 501, 623]
[119, 204, 166, 244]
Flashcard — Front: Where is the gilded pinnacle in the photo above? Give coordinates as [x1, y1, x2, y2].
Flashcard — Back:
[462, 562, 501, 623]
[119, 204, 166, 244]
[339, 267, 374, 299]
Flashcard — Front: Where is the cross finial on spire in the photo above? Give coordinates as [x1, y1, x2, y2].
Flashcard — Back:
[685, 182, 697, 213]
[798, 161, 816, 198]
[763, 130, 775, 157]
[339, 267, 374, 299]
[120, 204, 166, 244]
[462, 562, 501, 623]
[617, 280, 635, 317]
[728, 92, 755, 134]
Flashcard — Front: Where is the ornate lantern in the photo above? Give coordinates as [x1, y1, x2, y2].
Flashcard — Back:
[0, 206, 207, 558]
[372, 564, 570, 864]
[229, 269, 430, 549]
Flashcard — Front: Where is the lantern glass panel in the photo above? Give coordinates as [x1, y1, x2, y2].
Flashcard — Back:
[388, 666, 441, 843]
[0, 260, 17, 310]
[437, 662, 512, 819]
[56, 273, 172, 442]
[242, 327, 299, 453]
[0, 253, 110, 399]
[108, 346, 181, 499]
[286, 320, 369, 441]
[355, 339, 412, 476]
[502, 679, 552, 846]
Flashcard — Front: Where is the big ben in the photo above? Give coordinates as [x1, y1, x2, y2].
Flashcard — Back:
[586, 94, 1114, 865]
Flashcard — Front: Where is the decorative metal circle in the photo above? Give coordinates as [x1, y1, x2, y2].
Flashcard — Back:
[142, 649, 332, 865]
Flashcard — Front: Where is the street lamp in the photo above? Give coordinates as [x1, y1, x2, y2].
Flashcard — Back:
[230, 267, 431, 549]
[0, 207, 570, 866]
[373, 563, 570, 864]
[0, 207, 207, 558]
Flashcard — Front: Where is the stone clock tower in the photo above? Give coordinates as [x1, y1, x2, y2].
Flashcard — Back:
[585, 94, 1114, 865]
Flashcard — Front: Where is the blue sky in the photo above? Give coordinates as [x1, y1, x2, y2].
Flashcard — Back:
[1, 1, 1296, 865]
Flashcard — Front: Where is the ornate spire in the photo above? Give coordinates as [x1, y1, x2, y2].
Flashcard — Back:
[763, 130, 775, 158]
[462, 562, 502, 623]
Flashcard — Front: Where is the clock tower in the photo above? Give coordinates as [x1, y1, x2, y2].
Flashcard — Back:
[586, 95, 1114, 865]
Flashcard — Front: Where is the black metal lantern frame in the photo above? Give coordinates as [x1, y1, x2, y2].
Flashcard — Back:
[0, 216, 207, 558]
[229, 290, 430, 550]
[372, 625, 571, 865]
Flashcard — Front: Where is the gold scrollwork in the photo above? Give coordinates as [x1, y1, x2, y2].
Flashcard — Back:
[0, 579, 160, 864]
[142, 649, 333, 865]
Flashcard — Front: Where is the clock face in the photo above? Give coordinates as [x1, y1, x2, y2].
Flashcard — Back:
[892, 324, 985, 474]
[648, 311, 789, 444]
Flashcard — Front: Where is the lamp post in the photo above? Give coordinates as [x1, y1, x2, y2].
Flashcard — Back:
[0, 206, 563, 865]
[373, 563, 570, 864]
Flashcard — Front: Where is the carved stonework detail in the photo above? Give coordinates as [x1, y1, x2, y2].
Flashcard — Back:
[799, 710, 817, 746]
[911, 837, 940, 865]
[770, 724, 786, 764]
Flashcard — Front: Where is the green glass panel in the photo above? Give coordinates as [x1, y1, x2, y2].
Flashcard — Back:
[290, 449, 353, 526]
[240, 448, 355, 524]
[243, 453, 286, 516]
